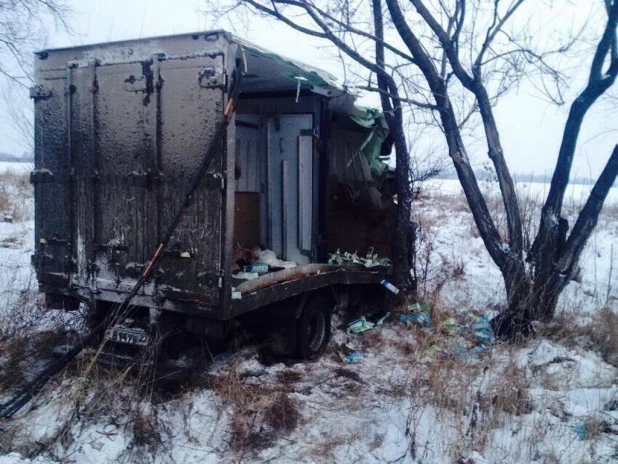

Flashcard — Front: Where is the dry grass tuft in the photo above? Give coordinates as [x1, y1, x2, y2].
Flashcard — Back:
[263, 392, 300, 433]
[481, 361, 532, 417]
[207, 360, 302, 452]
[276, 370, 302, 388]
[0, 173, 33, 222]
[589, 308, 618, 366]
[132, 409, 162, 449]
[333, 367, 363, 383]
[0, 330, 75, 392]
[540, 307, 618, 367]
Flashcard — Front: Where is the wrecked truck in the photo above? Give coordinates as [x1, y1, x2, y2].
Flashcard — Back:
[31, 30, 397, 367]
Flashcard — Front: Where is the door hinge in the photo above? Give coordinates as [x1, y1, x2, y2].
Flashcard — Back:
[124, 75, 149, 92]
[30, 169, 54, 184]
[198, 67, 227, 89]
[30, 85, 52, 100]
[203, 173, 225, 190]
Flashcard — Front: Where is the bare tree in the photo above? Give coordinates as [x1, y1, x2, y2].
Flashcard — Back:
[209, 0, 618, 337]
[0, 0, 71, 150]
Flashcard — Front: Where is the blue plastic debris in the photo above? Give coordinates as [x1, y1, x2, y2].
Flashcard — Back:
[347, 316, 375, 334]
[471, 317, 495, 343]
[455, 344, 486, 361]
[400, 312, 430, 327]
[345, 353, 364, 363]
[401, 302, 431, 327]
[411, 311, 431, 327]
[574, 423, 589, 440]
[380, 279, 400, 295]
[243, 262, 268, 274]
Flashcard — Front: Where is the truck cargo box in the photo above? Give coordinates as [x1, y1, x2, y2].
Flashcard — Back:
[32, 31, 395, 333]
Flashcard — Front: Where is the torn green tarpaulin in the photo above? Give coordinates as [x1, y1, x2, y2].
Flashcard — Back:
[236, 38, 340, 93]
[348, 106, 389, 175]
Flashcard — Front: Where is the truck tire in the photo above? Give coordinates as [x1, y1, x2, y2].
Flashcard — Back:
[296, 296, 332, 359]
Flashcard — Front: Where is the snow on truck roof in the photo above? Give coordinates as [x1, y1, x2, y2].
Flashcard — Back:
[36, 29, 348, 98]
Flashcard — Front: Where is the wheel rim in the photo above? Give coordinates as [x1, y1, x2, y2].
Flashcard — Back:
[307, 310, 326, 353]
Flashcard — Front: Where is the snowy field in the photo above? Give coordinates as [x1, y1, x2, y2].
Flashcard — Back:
[0, 175, 617, 463]
[0, 163, 31, 176]
[425, 178, 618, 206]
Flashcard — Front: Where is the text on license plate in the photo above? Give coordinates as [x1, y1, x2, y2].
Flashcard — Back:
[106, 327, 149, 346]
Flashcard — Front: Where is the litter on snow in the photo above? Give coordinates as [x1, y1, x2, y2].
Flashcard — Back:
[398, 303, 495, 361]
[574, 423, 589, 440]
[401, 311, 430, 327]
[347, 316, 374, 334]
[344, 353, 364, 363]
[346, 312, 391, 335]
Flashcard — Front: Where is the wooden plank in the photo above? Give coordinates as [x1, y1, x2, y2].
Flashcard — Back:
[230, 265, 387, 317]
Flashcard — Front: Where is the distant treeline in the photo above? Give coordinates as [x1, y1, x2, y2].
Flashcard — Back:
[434, 169, 617, 187]
[0, 152, 33, 163]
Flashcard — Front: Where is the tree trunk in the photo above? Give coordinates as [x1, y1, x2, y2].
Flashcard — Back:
[373, 0, 414, 294]
[492, 270, 563, 340]
[390, 127, 414, 294]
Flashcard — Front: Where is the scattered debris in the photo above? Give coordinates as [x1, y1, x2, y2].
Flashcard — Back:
[233, 272, 259, 281]
[243, 263, 268, 274]
[347, 316, 374, 334]
[252, 247, 297, 269]
[346, 312, 391, 335]
[380, 279, 399, 295]
[401, 312, 430, 327]
[471, 317, 495, 344]
[574, 423, 589, 440]
[401, 302, 431, 327]
[328, 248, 391, 268]
[344, 353, 364, 364]
[398, 304, 495, 361]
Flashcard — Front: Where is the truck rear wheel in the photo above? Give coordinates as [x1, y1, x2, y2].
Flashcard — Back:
[296, 296, 332, 359]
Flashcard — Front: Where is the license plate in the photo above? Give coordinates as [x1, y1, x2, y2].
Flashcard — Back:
[106, 327, 149, 346]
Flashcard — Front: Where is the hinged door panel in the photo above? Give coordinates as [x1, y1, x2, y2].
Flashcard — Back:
[32, 71, 71, 286]
[92, 61, 159, 293]
[156, 55, 226, 304]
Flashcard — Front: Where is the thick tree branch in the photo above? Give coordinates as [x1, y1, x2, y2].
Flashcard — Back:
[408, 0, 524, 255]
[386, 0, 508, 268]
[534, 1, 618, 264]
[372, 0, 414, 290]
[558, 145, 618, 279]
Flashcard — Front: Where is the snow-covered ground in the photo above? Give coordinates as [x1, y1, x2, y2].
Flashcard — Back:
[0, 177, 617, 463]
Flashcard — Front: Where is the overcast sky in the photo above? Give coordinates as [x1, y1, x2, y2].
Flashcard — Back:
[0, 0, 615, 178]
